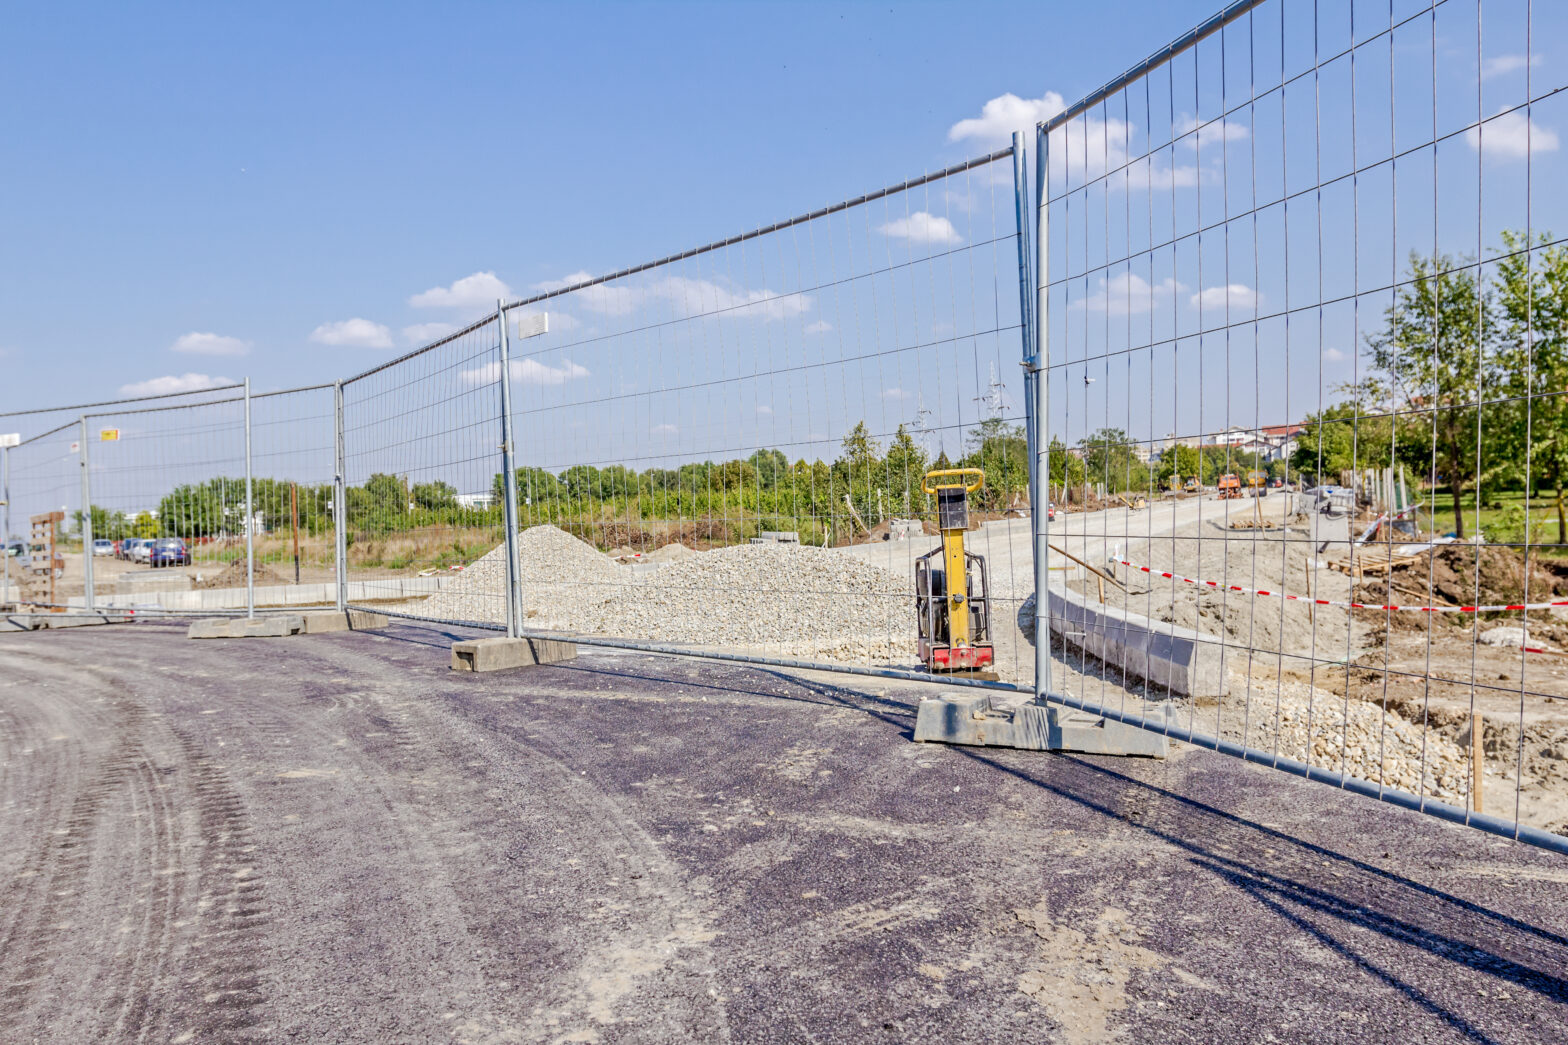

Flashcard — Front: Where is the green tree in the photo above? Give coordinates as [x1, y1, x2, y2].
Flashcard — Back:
[412, 480, 458, 511]
[1155, 444, 1201, 488]
[1365, 252, 1500, 537]
[1497, 230, 1568, 544]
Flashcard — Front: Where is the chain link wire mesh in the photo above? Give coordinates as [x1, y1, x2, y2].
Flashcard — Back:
[1037, 0, 1568, 847]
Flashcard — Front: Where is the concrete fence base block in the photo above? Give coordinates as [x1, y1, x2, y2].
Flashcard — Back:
[188, 615, 305, 640]
[450, 636, 578, 672]
[300, 610, 390, 634]
[914, 694, 1166, 758]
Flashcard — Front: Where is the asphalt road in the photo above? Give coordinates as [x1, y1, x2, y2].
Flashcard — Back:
[1, 620, 1566, 1044]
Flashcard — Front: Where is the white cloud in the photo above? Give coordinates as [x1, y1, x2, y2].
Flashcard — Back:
[409, 271, 512, 309]
[171, 331, 249, 357]
[1482, 54, 1540, 80]
[879, 212, 961, 246]
[119, 373, 234, 396]
[1323, 347, 1348, 362]
[651, 423, 678, 436]
[459, 358, 591, 387]
[756, 404, 773, 416]
[1176, 114, 1249, 150]
[309, 318, 394, 348]
[402, 322, 456, 345]
[533, 272, 810, 322]
[804, 320, 833, 335]
[1466, 109, 1559, 160]
[882, 387, 913, 401]
[1073, 272, 1185, 315]
[948, 91, 1067, 147]
[1189, 284, 1259, 313]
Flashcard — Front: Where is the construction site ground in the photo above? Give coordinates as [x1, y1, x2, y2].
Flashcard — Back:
[2, 621, 1566, 1044]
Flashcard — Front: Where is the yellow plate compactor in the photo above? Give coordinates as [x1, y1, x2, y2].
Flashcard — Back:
[915, 468, 995, 676]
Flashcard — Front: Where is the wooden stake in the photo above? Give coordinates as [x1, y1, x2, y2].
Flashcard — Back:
[1471, 711, 1484, 814]
[1304, 558, 1314, 626]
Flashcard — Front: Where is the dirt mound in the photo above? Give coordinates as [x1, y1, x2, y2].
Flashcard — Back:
[1358, 544, 1568, 640]
[194, 560, 287, 589]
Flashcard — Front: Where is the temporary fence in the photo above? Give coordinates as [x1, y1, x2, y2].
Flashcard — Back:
[336, 145, 1037, 688]
[2, 421, 80, 610]
[339, 316, 513, 627]
[6, 0, 1568, 857]
[1034, 0, 1568, 852]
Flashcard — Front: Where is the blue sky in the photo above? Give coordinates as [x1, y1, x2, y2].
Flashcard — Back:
[1, 0, 1228, 408]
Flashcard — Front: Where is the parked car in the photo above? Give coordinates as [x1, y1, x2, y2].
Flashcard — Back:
[148, 537, 191, 568]
[4, 539, 28, 568]
[131, 539, 153, 564]
[92, 539, 114, 556]
[117, 538, 141, 560]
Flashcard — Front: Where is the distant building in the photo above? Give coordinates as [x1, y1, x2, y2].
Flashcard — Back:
[456, 493, 496, 510]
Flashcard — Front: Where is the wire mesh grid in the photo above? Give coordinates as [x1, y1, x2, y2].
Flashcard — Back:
[3, 422, 79, 609]
[246, 385, 337, 587]
[340, 317, 510, 624]
[79, 398, 249, 611]
[389, 150, 1037, 679]
[1038, 0, 1568, 843]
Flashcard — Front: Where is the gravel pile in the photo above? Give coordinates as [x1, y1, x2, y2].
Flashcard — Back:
[419, 526, 917, 662]
[1215, 675, 1475, 803]
[419, 525, 619, 627]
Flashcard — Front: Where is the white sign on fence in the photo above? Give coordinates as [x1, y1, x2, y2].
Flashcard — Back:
[516, 312, 548, 340]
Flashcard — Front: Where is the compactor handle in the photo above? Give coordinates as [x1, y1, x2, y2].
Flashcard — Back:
[922, 468, 985, 496]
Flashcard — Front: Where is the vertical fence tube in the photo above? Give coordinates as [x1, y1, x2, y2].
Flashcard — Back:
[1, 446, 9, 604]
[244, 377, 255, 619]
[495, 304, 523, 639]
[79, 417, 94, 612]
[1012, 132, 1037, 524]
[333, 379, 347, 613]
[1032, 123, 1051, 702]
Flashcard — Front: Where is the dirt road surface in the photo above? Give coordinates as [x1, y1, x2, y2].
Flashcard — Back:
[2, 621, 1566, 1043]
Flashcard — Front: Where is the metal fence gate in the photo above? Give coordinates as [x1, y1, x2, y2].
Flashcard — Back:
[1034, 0, 1568, 852]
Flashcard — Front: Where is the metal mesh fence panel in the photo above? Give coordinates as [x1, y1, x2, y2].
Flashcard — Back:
[3, 422, 79, 609]
[340, 315, 510, 625]
[1036, 0, 1568, 850]
[80, 397, 249, 613]
[410, 148, 1037, 683]
[246, 385, 338, 592]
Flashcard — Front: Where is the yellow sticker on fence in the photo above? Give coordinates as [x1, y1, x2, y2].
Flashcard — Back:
[100, 428, 119, 442]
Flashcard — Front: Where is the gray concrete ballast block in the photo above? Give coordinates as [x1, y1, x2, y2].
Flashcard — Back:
[187, 615, 305, 639]
[300, 610, 389, 634]
[913, 693, 1167, 757]
[450, 636, 578, 672]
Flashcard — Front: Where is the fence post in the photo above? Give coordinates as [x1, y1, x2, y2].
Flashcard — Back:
[1, 445, 9, 604]
[1012, 131, 1037, 523]
[334, 379, 347, 612]
[244, 377, 255, 619]
[495, 303, 523, 639]
[1032, 123, 1052, 703]
[79, 417, 94, 613]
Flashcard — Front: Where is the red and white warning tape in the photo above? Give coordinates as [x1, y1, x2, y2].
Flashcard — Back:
[1113, 559, 1567, 653]
[1112, 559, 1568, 615]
